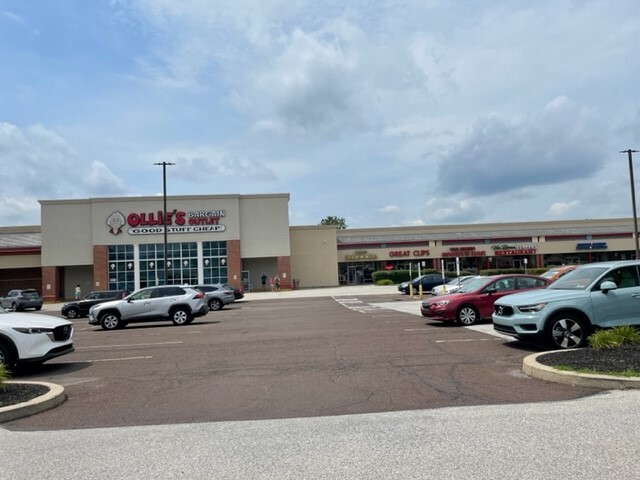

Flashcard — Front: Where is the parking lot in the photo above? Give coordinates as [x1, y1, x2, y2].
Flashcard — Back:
[5, 291, 600, 431]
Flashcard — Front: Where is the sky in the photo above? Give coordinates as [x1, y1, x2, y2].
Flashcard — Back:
[0, 0, 639, 229]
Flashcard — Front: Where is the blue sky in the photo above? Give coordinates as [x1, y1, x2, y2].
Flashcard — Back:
[1, 0, 639, 228]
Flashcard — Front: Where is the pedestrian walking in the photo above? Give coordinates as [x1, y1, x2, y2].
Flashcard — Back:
[274, 275, 281, 292]
[74, 284, 82, 300]
[261, 273, 268, 291]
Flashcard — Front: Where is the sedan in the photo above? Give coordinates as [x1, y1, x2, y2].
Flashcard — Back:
[0, 306, 74, 369]
[430, 276, 480, 296]
[398, 274, 454, 295]
[421, 274, 550, 326]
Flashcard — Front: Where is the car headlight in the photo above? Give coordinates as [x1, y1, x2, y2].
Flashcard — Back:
[516, 303, 547, 313]
[435, 300, 451, 306]
[13, 327, 53, 335]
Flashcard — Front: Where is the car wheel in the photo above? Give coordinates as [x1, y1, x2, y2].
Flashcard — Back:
[171, 307, 191, 326]
[65, 307, 79, 319]
[547, 314, 588, 349]
[35, 306, 42, 311]
[11, 302, 19, 312]
[208, 299, 223, 311]
[456, 305, 480, 326]
[0, 341, 16, 369]
[100, 312, 121, 330]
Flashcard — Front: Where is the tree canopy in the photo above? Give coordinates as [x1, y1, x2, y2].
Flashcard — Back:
[319, 216, 348, 229]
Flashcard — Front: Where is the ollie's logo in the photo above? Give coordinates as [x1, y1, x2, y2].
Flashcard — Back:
[106, 212, 126, 235]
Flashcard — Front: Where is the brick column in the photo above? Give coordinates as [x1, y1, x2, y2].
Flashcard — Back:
[41, 266, 61, 303]
[226, 240, 241, 288]
[93, 245, 108, 290]
[277, 256, 292, 289]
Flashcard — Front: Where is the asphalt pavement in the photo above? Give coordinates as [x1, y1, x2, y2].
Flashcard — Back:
[3, 285, 640, 479]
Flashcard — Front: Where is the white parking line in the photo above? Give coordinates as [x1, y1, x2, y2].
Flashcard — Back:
[76, 341, 183, 350]
[58, 356, 153, 363]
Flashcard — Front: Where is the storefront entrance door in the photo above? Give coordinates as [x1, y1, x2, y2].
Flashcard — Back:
[347, 265, 363, 284]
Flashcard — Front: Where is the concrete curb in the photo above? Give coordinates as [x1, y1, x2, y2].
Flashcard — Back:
[0, 381, 66, 423]
[523, 352, 640, 389]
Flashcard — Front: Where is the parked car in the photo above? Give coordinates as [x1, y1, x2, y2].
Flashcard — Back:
[398, 274, 454, 295]
[493, 260, 640, 350]
[224, 284, 244, 300]
[540, 265, 577, 283]
[88, 285, 207, 330]
[0, 289, 43, 311]
[0, 306, 74, 369]
[61, 289, 130, 319]
[421, 274, 550, 326]
[430, 276, 480, 296]
[191, 284, 235, 311]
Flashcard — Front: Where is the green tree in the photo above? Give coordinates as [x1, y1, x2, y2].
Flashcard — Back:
[319, 216, 348, 229]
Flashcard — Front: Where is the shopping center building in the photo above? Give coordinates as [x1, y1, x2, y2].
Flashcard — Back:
[0, 193, 637, 301]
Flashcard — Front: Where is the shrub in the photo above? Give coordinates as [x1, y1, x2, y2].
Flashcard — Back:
[376, 279, 394, 286]
[0, 363, 9, 391]
[588, 325, 640, 350]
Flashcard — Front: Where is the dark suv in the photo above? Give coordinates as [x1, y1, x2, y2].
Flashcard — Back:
[61, 290, 130, 319]
[88, 285, 208, 330]
[0, 289, 43, 311]
[398, 274, 454, 295]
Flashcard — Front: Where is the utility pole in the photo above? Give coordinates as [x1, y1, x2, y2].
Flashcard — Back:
[621, 149, 640, 260]
[154, 161, 175, 285]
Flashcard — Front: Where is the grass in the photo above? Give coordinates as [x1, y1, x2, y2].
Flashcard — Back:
[0, 362, 9, 391]
[588, 325, 640, 350]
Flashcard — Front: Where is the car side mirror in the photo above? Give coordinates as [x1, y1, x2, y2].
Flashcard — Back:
[600, 280, 617, 292]
[485, 287, 497, 294]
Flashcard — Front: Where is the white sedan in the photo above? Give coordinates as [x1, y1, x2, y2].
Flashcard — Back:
[0, 306, 74, 369]
[430, 276, 480, 296]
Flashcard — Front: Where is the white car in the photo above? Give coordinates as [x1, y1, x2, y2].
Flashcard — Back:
[0, 306, 74, 369]
[430, 276, 479, 296]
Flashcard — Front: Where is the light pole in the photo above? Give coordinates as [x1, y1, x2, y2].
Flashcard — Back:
[154, 161, 175, 285]
[621, 149, 640, 260]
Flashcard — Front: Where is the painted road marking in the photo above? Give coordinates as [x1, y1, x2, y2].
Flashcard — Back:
[76, 341, 183, 350]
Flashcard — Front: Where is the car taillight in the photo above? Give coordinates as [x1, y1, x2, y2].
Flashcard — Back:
[194, 292, 203, 299]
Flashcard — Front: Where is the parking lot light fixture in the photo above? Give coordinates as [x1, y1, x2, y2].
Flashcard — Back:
[154, 161, 175, 285]
[621, 149, 640, 260]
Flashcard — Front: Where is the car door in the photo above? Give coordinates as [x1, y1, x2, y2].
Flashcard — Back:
[477, 277, 517, 318]
[120, 288, 155, 320]
[590, 266, 640, 328]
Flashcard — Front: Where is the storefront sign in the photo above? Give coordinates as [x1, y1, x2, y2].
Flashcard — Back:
[345, 250, 378, 260]
[388, 249, 429, 257]
[442, 246, 486, 257]
[492, 243, 536, 256]
[106, 209, 227, 236]
[576, 242, 608, 250]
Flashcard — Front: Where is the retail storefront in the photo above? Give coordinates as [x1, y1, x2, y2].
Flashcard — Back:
[337, 219, 638, 284]
[37, 194, 294, 302]
[0, 194, 639, 297]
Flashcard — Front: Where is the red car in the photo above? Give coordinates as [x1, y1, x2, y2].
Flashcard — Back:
[420, 274, 550, 326]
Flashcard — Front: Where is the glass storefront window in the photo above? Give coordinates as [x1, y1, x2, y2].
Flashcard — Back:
[108, 245, 135, 291]
[203, 241, 228, 284]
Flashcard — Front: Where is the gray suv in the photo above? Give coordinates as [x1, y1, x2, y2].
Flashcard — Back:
[88, 285, 208, 330]
[493, 260, 640, 349]
[0, 289, 43, 311]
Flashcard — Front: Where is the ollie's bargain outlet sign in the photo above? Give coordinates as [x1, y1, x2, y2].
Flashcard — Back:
[106, 209, 227, 236]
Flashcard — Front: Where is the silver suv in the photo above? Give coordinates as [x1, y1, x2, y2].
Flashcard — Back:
[88, 285, 208, 330]
[493, 260, 640, 349]
[0, 289, 43, 311]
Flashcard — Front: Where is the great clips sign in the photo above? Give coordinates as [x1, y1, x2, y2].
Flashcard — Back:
[106, 209, 226, 236]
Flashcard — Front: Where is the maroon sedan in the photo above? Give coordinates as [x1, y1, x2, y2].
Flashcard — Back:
[420, 274, 550, 326]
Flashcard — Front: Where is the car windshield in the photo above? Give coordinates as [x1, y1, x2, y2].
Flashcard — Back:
[548, 267, 609, 290]
[456, 276, 493, 293]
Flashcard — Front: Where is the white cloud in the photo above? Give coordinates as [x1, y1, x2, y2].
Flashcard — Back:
[84, 161, 126, 194]
[547, 200, 580, 217]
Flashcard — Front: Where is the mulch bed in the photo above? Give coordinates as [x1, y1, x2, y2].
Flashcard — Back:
[535, 344, 640, 373]
[0, 383, 50, 408]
